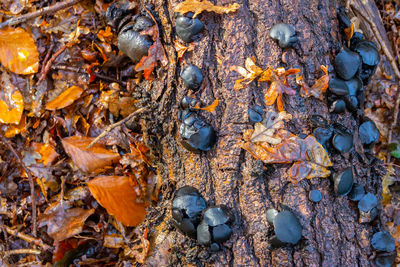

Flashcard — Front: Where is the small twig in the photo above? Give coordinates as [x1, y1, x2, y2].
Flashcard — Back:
[349, 2, 400, 163]
[0, 133, 37, 237]
[4, 249, 41, 257]
[0, 0, 82, 29]
[37, 45, 67, 85]
[0, 224, 9, 251]
[40, 42, 55, 75]
[4, 226, 50, 250]
[86, 107, 147, 149]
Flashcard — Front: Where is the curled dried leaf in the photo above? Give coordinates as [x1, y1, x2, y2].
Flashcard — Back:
[46, 86, 84, 110]
[175, 0, 240, 18]
[174, 40, 195, 60]
[0, 27, 39, 74]
[296, 65, 329, 100]
[230, 57, 263, 90]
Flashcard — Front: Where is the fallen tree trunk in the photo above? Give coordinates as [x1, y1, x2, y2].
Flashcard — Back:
[137, 0, 389, 266]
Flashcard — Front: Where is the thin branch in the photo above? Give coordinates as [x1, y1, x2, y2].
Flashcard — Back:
[86, 107, 147, 149]
[4, 226, 50, 250]
[349, 2, 400, 163]
[0, 133, 37, 237]
[40, 42, 56, 75]
[0, 0, 82, 29]
[4, 249, 41, 257]
[37, 45, 67, 85]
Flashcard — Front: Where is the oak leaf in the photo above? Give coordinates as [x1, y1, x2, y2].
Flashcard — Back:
[0, 27, 39, 74]
[62, 136, 120, 173]
[175, 0, 240, 18]
[46, 86, 84, 110]
[87, 176, 148, 227]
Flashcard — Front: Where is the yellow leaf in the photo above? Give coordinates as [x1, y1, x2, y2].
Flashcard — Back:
[62, 136, 120, 173]
[88, 176, 148, 227]
[193, 99, 219, 112]
[175, 0, 240, 18]
[0, 27, 39, 74]
[46, 86, 84, 110]
[0, 90, 24, 124]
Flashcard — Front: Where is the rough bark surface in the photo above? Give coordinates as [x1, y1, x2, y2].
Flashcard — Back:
[135, 0, 388, 266]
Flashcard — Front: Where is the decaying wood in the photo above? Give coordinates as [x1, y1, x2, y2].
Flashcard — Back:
[131, 0, 389, 266]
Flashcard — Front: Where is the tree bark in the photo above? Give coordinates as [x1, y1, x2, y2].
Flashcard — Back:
[137, 0, 388, 266]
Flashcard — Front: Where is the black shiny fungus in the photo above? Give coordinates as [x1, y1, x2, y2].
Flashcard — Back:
[337, 6, 351, 29]
[309, 189, 322, 202]
[117, 16, 154, 63]
[309, 115, 328, 128]
[371, 231, 396, 253]
[175, 13, 204, 43]
[131, 16, 154, 32]
[197, 205, 234, 249]
[348, 183, 365, 201]
[266, 208, 279, 224]
[180, 96, 201, 110]
[344, 95, 359, 111]
[330, 99, 346, 113]
[332, 131, 353, 154]
[273, 210, 302, 245]
[269, 23, 298, 48]
[329, 77, 349, 96]
[353, 41, 380, 83]
[313, 126, 333, 149]
[333, 168, 354, 196]
[248, 105, 264, 123]
[345, 77, 363, 96]
[358, 192, 378, 212]
[359, 120, 380, 146]
[180, 65, 203, 90]
[334, 48, 361, 80]
[172, 186, 207, 238]
[375, 253, 396, 267]
[105, 3, 130, 30]
[349, 31, 365, 49]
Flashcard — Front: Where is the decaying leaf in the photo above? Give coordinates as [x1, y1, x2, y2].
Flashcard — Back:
[247, 111, 292, 144]
[38, 198, 94, 244]
[0, 27, 39, 74]
[97, 26, 114, 43]
[87, 176, 148, 227]
[296, 65, 329, 100]
[104, 233, 125, 249]
[382, 164, 396, 205]
[123, 227, 150, 264]
[62, 136, 120, 173]
[46, 86, 84, 110]
[230, 57, 264, 90]
[344, 23, 354, 41]
[135, 18, 168, 80]
[31, 142, 59, 166]
[4, 115, 27, 137]
[175, 0, 240, 18]
[174, 40, 195, 60]
[0, 72, 24, 124]
[193, 99, 219, 112]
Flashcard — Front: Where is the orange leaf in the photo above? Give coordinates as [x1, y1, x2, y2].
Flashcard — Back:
[0, 27, 39, 74]
[61, 136, 120, 173]
[97, 26, 114, 43]
[276, 93, 284, 112]
[174, 0, 240, 18]
[31, 142, 59, 166]
[344, 23, 354, 41]
[88, 176, 148, 227]
[0, 90, 24, 124]
[46, 86, 84, 110]
[4, 115, 26, 137]
[193, 99, 219, 112]
[265, 82, 278, 105]
[174, 40, 195, 60]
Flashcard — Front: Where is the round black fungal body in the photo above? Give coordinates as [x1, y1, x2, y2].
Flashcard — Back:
[309, 189, 322, 202]
[345, 77, 363, 96]
[313, 126, 333, 149]
[359, 120, 380, 146]
[105, 3, 130, 30]
[266, 208, 279, 224]
[248, 105, 264, 124]
[117, 15, 154, 63]
[371, 231, 396, 253]
[197, 205, 234, 250]
[172, 186, 207, 238]
[329, 77, 349, 96]
[350, 32, 365, 49]
[337, 7, 351, 29]
[333, 168, 354, 196]
[348, 183, 365, 201]
[272, 210, 302, 245]
[332, 132, 353, 154]
[180, 65, 203, 90]
[175, 13, 204, 43]
[330, 99, 346, 113]
[180, 96, 201, 110]
[269, 23, 298, 48]
[334, 48, 361, 80]
[358, 192, 378, 212]
[375, 253, 396, 267]
[353, 41, 380, 83]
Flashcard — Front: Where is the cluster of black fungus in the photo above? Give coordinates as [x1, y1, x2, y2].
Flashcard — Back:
[178, 97, 217, 152]
[329, 8, 380, 113]
[180, 65, 203, 90]
[371, 231, 396, 267]
[106, 3, 154, 63]
[266, 209, 303, 247]
[269, 23, 299, 48]
[175, 12, 205, 43]
[172, 186, 234, 251]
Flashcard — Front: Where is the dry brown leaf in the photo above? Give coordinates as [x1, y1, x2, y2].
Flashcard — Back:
[174, 40, 195, 60]
[46, 86, 84, 110]
[104, 233, 125, 249]
[4, 114, 26, 137]
[382, 164, 395, 205]
[249, 111, 292, 144]
[296, 65, 329, 100]
[38, 199, 94, 244]
[62, 136, 120, 173]
[31, 142, 59, 166]
[193, 99, 219, 112]
[230, 57, 264, 90]
[175, 0, 240, 18]
[0, 27, 39, 74]
[87, 176, 148, 227]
